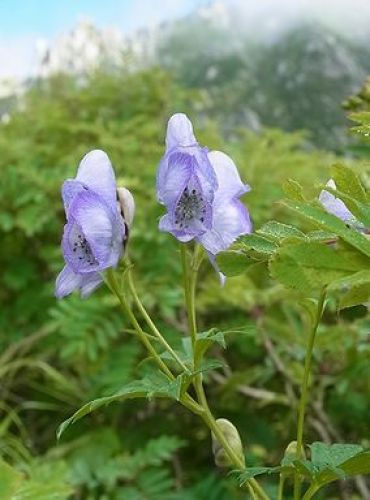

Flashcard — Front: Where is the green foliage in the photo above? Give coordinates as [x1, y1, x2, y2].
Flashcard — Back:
[1, 59, 370, 498]
[58, 371, 185, 439]
[0, 458, 72, 500]
[0, 458, 23, 498]
[234, 443, 370, 498]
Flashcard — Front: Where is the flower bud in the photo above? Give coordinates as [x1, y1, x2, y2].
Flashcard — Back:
[211, 418, 245, 468]
[117, 187, 135, 228]
[283, 440, 306, 463]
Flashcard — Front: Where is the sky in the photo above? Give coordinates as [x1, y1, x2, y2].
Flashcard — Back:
[0, 0, 210, 79]
[1, 0, 370, 80]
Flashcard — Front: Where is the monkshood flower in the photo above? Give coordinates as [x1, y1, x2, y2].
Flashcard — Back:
[157, 113, 252, 261]
[55, 150, 129, 298]
[319, 179, 367, 233]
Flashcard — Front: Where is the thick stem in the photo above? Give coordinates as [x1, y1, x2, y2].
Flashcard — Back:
[180, 244, 270, 500]
[180, 245, 197, 354]
[293, 290, 326, 500]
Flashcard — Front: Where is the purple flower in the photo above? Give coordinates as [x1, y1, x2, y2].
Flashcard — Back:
[55, 150, 126, 298]
[157, 113, 252, 261]
[319, 179, 357, 224]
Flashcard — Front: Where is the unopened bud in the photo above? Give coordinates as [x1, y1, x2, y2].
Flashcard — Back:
[117, 187, 135, 227]
[212, 418, 245, 468]
[283, 440, 306, 465]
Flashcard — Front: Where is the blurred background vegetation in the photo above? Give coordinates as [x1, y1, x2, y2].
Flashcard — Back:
[1, 2, 370, 499]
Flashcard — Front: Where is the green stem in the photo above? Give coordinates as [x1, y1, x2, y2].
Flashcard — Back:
[180, 245, 207, 404]
[302, 484, 319, 500]
[123, 328, 158, 342]
[105, 269, 202, 416]
[293, 290, 326, 500]
[106, 269, 173, 379]
[180, 245, 198, 354]
[247, 483, 258, 500]
[201, 404, 269, 500]
[277, 474, 286, 500]
[125, 267, 190, 373]
[180, 244, 270, 500]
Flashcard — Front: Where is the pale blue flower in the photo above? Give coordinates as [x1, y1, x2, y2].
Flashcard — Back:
[55, 150, 126, 298]
[319, 179, 357, 224]
[157, 113, 252, 262]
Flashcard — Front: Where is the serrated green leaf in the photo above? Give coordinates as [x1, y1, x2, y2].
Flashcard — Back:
[303, 448, 370, 498]
[328, 270, 370, 308]
[270, 241, 366, 293]
[195, 358, 225, 374]
[57, 373, 183, 439]
[293, 459, 316, 478]
[216, 251, 251, 277]
[339, 283, 370, 309]
[328, 270, 370, 292]
[240, 234, 278, 255]
[306, 230, 337, 242]
[257, 221, 306, 242]
[283, 179, 306, 201]
[284, 200, 370, 258]
[330, 164, 367, 203]
[349, 111, 370, 137]
[233, 466, 281, 484]
[310, 442, 364, 470]
[340, 451, 370, 476]
[197, 329, 226, 349]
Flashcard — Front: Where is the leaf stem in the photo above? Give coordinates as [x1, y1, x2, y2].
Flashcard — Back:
[293, 289, 326, 500]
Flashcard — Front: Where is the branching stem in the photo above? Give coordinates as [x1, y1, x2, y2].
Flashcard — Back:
[125, 266, 190, 373]
[105, 268, 201, 416]
[293, 289, 327, 500]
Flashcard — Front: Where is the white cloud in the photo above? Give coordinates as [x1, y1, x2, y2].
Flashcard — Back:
[0, 35, 38, 79]
[231, 0, 370, 41]
[1, 0, 370, 81]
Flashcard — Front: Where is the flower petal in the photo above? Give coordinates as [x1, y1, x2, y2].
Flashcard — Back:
[80, 273, 103, 298]
[76, 150, 117, 212]
[65, 190, 124, 271]
[319, 179, 356, 223]
[55, 265, 82, 298]
[198, 199, 252, 255]
[208, 151, 250, 200]
[61, 180, 87, 216]
[157, 151, 193, 206]
[158, 214, 194, 242]
[166, 113, 197, 150]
